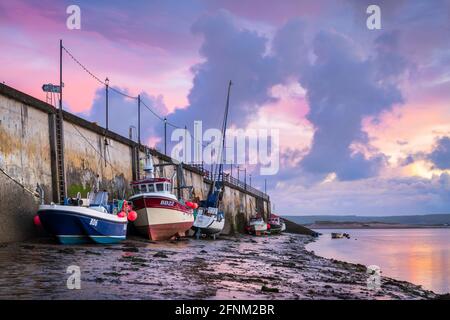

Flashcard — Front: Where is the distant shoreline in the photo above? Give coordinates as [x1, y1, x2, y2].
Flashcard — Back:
[304, 222, 450, 229]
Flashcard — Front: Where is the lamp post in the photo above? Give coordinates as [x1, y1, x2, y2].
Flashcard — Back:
[237, 166, 247, 190]
[164, 117, 167, 156]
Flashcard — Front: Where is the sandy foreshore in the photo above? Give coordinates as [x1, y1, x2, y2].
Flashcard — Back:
[0, 233, 441, 299]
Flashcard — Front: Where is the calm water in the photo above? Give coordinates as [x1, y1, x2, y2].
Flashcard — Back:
[306, 228, 450, 294]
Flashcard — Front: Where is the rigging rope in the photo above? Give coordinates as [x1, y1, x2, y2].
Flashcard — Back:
[0, 167, 40, 198]
[70, 122, 121, 176]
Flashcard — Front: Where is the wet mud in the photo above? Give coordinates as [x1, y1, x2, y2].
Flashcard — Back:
[0, 234, 438, 299]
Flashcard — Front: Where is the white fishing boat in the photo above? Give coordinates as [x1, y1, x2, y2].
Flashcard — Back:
[193, 207, 225, 240]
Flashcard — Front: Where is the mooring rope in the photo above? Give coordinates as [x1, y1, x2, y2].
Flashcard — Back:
[0, 167, 40, 198]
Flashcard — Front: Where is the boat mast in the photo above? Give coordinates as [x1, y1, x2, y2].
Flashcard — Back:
[210, 80, 232, 205]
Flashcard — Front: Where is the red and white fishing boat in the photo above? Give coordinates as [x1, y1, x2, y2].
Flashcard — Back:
[246, 215, 269, 236]
[129, 154, 194, 240]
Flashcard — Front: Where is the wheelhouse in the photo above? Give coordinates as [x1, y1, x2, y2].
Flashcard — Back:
[131, 178, 172, 195]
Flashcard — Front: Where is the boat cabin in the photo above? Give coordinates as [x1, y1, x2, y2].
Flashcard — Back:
[131, 178, 172, 195]
[268, 214, 281, 225]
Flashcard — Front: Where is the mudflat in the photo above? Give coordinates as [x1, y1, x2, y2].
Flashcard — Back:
[0, 234, 439, 299]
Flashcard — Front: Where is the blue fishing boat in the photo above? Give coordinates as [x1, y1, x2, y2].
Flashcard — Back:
[37, 191, 130, 244]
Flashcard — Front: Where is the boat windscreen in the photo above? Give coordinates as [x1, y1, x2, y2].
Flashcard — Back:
[90, 192, 108, 206]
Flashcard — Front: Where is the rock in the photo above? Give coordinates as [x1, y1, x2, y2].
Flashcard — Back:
[437, 293, 450, 300]
[261, 285, 279, 293]
[122, 247, 139, 253]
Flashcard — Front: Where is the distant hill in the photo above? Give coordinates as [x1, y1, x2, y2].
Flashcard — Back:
[282, 214, 450, 226]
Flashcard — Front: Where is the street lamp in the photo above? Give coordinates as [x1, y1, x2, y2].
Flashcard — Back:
[236, 166, 247, 189]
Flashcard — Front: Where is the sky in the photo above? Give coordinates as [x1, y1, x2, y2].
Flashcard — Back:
[1, 0, 450, 216]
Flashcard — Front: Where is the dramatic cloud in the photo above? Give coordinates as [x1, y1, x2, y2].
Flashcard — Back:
[295, 31, 405, 181]
[166, 10, 282, 132]
[428, 137, 450, 170]
[270, 173, 450, 215]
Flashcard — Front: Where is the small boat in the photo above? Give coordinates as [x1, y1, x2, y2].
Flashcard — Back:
[37, 191, 132, 244]
[193, 207, 225, 240]
[129, 153, 194, 240]
[268, 214, 286, 235]
[246, 216, 269, 236]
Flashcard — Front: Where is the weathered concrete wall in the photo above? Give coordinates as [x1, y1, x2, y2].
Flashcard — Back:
[0, 83, 270, 243]
[0, 94, 53, 242]
[64, 122, 134, 199]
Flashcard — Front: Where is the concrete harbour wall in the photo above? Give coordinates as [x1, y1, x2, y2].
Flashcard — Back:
[0, 83, 270, 243]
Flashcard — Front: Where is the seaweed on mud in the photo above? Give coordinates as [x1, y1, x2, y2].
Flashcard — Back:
[154, 251, 168, 258]
[58, 248, 76, 254]
[103, 272, 122, 277]
[20, 245, 35, 250]
[84, 250, 101, 255]
[118, 255, 147, 264]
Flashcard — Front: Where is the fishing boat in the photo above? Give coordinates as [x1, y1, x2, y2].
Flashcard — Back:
[129, 153, 194, 240]
[246, 215, 269, 236]
[37, 190, 134, 244]
[192, 81, 232, 239]
[268, 214, 286, 235]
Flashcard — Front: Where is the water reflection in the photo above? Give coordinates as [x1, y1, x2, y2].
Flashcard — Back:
[307, 228, 450, 294]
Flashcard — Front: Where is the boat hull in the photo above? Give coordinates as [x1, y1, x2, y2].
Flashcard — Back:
[269, 224, 282, 235]
[38, 205, 127, 244]
[193, 213, 225, 235]
[248, 224, 268, 235]
[131, 195, 194, 240]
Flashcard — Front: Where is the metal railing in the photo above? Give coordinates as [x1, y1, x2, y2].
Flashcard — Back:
[187, 164, 269, 201]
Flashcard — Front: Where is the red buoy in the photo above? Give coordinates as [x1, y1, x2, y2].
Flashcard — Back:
[33, 215, 41, 227]
[118, 211, 126, 218]
[185, 201, 193, 208]
[127, 211, 137, 222]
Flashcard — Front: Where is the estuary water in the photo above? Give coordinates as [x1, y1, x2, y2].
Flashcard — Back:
[306, 228, 450, 294]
